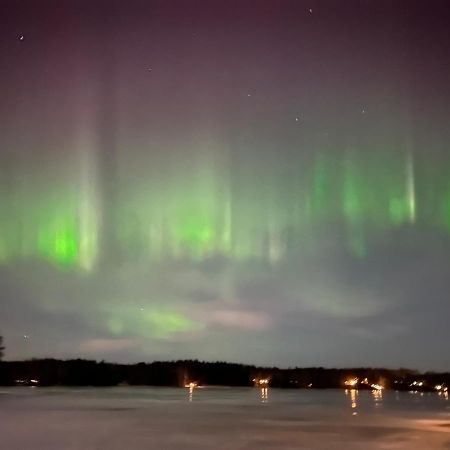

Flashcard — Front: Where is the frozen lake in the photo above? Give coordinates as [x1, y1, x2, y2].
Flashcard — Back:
[1, 387, 450, 449]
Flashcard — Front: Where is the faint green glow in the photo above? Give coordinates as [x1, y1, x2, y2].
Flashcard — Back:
[389, 198, 410, 226]
[106, 306, 198, 339]
[56, 228, 78, 261]
[406, 152, 416, 223]
[78, 146, 99, 271]
[173, 213, 215, 253]
[348, 228, 367, 259]
[0, 238, 7, 262]
[221, 199, 232, 250]
[441, 186, 450, 231]
[37, 220, 79, 266]
[143, 308, 195, 338]
[1, 147, 449, 266]
[108, 317, 124, 335]
[341, 154, 368, 258]
[311, 154, 333, 217]
[384, 152, 418, 227]
[342, 157, 364, 223]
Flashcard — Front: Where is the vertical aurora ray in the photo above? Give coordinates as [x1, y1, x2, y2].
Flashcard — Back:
[37, 214, 79, 266]
[406, 152, 417, 224]
[310, 153, 335, 221]
[386, 152, 417, 228]
[77, 142, 100, 271]
[2, 144, 450, 267]
[341, 152, 368, 258]
[442, 188, 450, 231]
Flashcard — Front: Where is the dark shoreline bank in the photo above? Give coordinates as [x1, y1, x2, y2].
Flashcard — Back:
[1, 359, 448, 392]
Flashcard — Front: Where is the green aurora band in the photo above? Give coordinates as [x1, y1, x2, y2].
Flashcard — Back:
[1, 146, 448, 270]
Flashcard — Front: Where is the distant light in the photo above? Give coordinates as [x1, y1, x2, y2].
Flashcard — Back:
[18, 34, 24, 41]
[344, 378, 358, 387]
[185, 382, 197, 388]
[371, 384, 384, 391]
[253, 378, 270, 387]
[309, 8, 313, 13]
[30, 379, 38, 384]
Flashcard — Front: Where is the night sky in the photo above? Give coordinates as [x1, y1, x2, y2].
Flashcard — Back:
[1, 0, 450, 370]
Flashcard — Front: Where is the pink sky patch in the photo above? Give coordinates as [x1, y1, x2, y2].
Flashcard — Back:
[80, 338, 137, 353]
[207, 310, 272, 330]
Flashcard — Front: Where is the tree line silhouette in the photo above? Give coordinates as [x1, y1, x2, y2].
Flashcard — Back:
[0, 357, 449, 390]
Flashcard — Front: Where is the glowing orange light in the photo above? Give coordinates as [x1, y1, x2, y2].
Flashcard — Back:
[253, 378, 270, 386]
[344, 378, 358, 387]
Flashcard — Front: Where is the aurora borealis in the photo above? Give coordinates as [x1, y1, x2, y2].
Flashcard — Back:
[1, 0, 450, 370]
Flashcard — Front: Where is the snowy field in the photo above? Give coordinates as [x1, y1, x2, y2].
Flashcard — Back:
[1, 387, 450, 449]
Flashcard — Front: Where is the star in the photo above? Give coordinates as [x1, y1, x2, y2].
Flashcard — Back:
[23, 334, 29, 339]
[309, 8, 313, 14]
[247, 93, 252, 97]
[18, 34, 24, 41]
[295, 117, 300, 122]
[361, 108, 366, 114]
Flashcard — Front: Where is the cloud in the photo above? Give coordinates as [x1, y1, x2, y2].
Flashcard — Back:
[1, 227, 450, 370]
